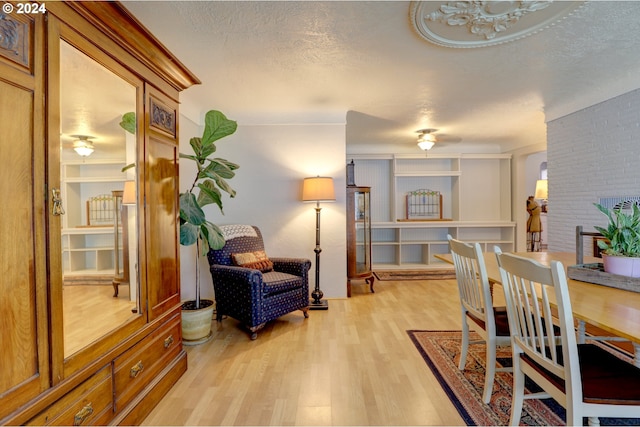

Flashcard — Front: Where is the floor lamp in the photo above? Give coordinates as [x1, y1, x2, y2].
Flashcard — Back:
[302, 176, 336, 310]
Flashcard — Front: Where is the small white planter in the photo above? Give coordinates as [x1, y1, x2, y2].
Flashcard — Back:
[181, 299, 215, 345]
[602, 254, 640, 278]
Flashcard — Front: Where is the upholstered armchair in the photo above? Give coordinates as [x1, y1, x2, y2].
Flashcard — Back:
[207, 225, 311, 339]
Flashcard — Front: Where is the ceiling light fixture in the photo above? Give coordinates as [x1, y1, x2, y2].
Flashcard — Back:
[417, 129, 436, 151]
[71, 135, 95, 157]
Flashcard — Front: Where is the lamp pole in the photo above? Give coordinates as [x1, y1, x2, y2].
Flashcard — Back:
[310, 201, 327, 309]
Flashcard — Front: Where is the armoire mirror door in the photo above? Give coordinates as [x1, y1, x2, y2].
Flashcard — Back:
[50, 26, 145, 374]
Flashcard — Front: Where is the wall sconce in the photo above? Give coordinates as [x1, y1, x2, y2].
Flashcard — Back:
[71, 135, 95, 157]
[302, 176, 336, 310]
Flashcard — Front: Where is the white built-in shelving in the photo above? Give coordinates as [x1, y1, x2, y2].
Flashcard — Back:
[349, 153, 515, 269]
[60, 160, 127, 278]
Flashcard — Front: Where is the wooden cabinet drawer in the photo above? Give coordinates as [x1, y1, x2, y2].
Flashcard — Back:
[26, 365, 113, 426]
[113, 314, 181, 411]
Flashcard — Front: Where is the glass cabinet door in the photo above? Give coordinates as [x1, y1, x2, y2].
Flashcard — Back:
[355, 190, 371, 274]
[347, 185, 374, 296]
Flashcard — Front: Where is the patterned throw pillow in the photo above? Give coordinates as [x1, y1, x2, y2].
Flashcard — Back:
[231, 250, 274, 272]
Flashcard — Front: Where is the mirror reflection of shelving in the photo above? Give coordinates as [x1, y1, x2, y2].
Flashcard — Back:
[60, 160, 127, 279]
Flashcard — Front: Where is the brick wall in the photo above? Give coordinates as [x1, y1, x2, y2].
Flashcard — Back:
[547, 88, 640, 254]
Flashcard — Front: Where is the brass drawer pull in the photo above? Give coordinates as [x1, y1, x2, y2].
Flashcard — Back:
[130, 360, 144, 378]
[73, 403, 93, 426]
[164, 335, 174, 348]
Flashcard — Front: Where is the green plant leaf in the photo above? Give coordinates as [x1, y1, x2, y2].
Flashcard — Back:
[200, 221, 225, 253]
[121, 163, 135, 173]
[179, 193, 206, 226]
[216, 158, 240, 171]
[202, 110, 238, 145]
[189, 137, 204, 159]
[198, 162, 236, 198]
[179, 153, 198, 162]
[119, 112, 136, 134]
[180, 222, 199, 246]
[212, 175, 236, 198]
[201, 140, 217, 159]
[196, 180, 223, 210]
[203, 158, 236, 180]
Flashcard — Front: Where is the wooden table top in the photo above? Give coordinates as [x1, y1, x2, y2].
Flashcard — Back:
[436, 251, 640, 344]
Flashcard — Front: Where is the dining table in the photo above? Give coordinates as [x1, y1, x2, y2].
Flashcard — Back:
[436, 251, 640, 366]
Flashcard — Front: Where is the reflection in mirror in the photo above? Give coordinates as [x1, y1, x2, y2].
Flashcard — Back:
[59, 40, 139, 357]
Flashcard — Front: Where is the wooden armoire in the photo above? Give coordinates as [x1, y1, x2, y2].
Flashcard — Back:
[0, 2, 199, 424]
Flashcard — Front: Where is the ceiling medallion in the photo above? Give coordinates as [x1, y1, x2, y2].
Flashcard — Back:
[411, 1, 584, 48]
[429, 1, 553, 40]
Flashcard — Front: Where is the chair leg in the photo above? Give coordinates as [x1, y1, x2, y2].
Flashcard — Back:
[482, 340, 497, 404]
[301, 307, 309, 318]
[248, 323, 266, 340]
[509, 358, 525, 426]
[459, 315, 470, 371]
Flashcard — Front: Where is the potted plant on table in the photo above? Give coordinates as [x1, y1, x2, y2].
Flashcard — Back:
[180, 110, 239, 344]
[594, 202, 640, 278]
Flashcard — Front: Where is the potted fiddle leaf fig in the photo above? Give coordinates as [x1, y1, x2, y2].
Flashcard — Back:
[180, 110, 239, 344]
[594, 202, 640, 277]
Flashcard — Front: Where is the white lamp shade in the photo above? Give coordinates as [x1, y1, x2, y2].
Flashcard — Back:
[73, 143, 94, 156]
[302, 176, 336, 202]
[418, 140, 435, 151]
[535, 179, 548, 199]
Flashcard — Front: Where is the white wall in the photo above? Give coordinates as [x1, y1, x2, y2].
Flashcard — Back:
[525, 152, 547, 199]
[179, 114, 348, 303]
[547, 88, 640, 253]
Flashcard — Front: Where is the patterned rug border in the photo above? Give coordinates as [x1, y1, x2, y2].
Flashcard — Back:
[407, 330, 475, 425]
[407, 330, 638, 426]
[374, 269, 456, 281]
[407, 330, 566, 426]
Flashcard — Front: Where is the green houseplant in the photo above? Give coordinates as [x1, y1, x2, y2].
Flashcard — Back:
[180, 110, 239, 343]
[594, 202, 640, 277]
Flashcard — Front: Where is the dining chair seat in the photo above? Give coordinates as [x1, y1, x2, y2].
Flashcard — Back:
[467, 306, 511, 336]
[521, 344, 640, 405]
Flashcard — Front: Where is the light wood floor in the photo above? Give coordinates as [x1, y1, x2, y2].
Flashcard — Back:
[142, 279, 467, 426]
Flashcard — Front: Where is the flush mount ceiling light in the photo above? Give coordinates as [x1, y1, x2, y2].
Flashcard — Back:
[71, 135, 95, 157]
[417, 128, 437, 151]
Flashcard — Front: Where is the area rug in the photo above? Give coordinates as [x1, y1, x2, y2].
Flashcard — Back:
[407, 330, 639, 426]
[374, 269, 456, 281]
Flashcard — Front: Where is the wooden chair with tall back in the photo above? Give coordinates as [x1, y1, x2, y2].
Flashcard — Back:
[447, 235, 511, 404]
[495, 248, 640, 426]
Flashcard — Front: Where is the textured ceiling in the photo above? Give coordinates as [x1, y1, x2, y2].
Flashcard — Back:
[123, 1, 640, 153]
